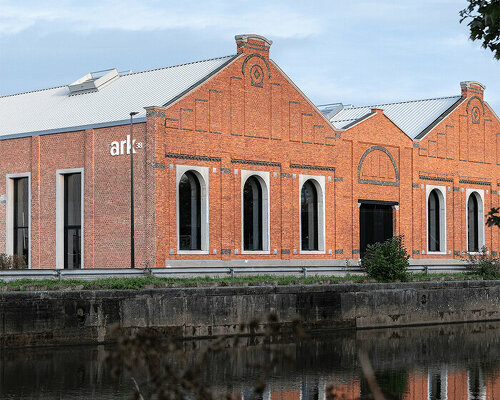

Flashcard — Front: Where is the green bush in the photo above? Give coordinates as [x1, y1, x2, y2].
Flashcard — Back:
[361, 235, 410, 282]
[465, 247, 500, 280]
[0, 253, 27, 270]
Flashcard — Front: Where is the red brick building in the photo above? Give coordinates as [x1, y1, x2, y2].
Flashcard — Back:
[0, 34, 498, 269]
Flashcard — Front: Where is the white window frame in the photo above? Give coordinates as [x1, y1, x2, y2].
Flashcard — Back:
[240, 170, 270, 255]
[56, 168, 84, 270]
[299, 175, 326, 254]
[427, 367, 448, 400]
[467, 368, 486, 400]
[465, 188, 485, 254]
[176, 165, 209, 255]
[426, 184, 447, 255]
[6, 173, 32, 269]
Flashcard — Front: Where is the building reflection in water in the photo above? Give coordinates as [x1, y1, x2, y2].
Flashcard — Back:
[0, 322, 499, 399]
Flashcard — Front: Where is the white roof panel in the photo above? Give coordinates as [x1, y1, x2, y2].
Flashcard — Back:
[0, 55, 236, 138]
[322, 96, 462, 139]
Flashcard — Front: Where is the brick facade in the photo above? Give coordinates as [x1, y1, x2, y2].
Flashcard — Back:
[0, 34, 498, 269]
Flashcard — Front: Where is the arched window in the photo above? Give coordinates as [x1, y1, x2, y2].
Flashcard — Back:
[467, 191, 484, 253]
[179, 171, 201, 250]
[301, 179, 318, 251]
[468, 194, 479, 252]
[428, 189, 441, 252]
[243, 176, 263, 251]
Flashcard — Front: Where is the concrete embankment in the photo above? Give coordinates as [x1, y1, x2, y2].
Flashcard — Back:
[1, 280, 499, 346]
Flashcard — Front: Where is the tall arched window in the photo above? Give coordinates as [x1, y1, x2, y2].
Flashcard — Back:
[179, 171, 201, 250]
[243, 176, 263, 251]
[468, 192, 482, 252]
[301, 180, 318, 251]
[428, 189, 441, 252]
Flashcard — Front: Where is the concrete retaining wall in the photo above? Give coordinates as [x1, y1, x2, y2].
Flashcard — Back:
[1, 280, 499, 346]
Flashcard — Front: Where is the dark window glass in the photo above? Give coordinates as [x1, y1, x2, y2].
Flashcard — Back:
[13, 177, 29, 265]
[301, 180, 318, 251]
[468, 367, 484, 400]
[179, 172, 201, 250]
[64, 173, 81, 269]
[428, 189, 440, 252]
[429, 372, 444, 399]
[243, 176, 263, 251]
[468, 194, 479, 252]
[359, 203, 393, 258]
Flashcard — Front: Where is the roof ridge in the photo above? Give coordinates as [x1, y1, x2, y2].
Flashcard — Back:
[339, 95, 462, 111]
[0, 84, 67, 99]
[121, 54, 236, 77]
[0, 54, 236, 99]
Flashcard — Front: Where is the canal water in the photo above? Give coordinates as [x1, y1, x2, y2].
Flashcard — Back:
[1, 321, 499, 399]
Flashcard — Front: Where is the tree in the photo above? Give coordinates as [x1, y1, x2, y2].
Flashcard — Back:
[487, 207, 500, 228]
[460, 0, 500, 59]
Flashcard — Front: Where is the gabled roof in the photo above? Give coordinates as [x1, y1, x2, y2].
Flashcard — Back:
[0, 55, 236, 139]
[318, 95, 463, 140]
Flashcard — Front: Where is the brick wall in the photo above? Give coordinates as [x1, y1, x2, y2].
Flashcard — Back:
[150, 37, 499, 266]
[0, 122, 152, 269]
[1, 36, 498, 269]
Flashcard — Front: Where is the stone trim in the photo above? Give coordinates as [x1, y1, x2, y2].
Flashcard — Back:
[352, 249, 360, 254]
[221, 168, 231, 174]
[454, 251, 461, 256]
[221, 249, 231, 255]
[334, 177, 343, 182]
[153, 162, 165, 169]
[290, 163, 335, 172]
[231, 159, 281, 167]
[241, 53, 271, 78]
[358, 145, 399, 187]
[335, 249, 343, 255]
[281, 249, 290, 254]
[412, 183, 420, 188]
[419, 175, 454, 183]
[280, 173, 290, 178]
[466, 96, 485, 114]
[412, 250, 420, 255]
[459, 179, 491, 186]
[146, 110, 165, 118]
[453, 187, 460, 192]
[165, 153, 221, 162]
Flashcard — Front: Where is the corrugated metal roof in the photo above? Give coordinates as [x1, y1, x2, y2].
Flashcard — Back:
[319, 95, 463, 139]
[0, 55, 236, 138]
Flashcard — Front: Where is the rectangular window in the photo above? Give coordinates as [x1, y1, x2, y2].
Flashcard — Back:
[13, 177, 29, 265]
[64, 173, 81, 269]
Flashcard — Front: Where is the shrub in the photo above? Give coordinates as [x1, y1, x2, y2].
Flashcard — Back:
[465, 247, 500, 280]
[361, 235, 410, 282]
[0, 254, 27, 270]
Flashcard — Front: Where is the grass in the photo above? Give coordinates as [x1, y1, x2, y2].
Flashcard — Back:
[0, 272, 485, 292]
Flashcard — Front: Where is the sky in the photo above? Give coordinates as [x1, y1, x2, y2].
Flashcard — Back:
[0, 0, 499, 112]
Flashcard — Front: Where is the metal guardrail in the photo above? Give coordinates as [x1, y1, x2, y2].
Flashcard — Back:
[0, 264, 469, 281]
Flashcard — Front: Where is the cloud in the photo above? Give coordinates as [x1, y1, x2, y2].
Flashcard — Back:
[0, 0, 323, 38]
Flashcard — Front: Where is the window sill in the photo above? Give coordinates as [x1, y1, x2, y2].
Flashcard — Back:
[299, 250, 326, 255]
[240, 250, 271, 255]
[177, 250, 209, 255]
[426, 251, 448, 255]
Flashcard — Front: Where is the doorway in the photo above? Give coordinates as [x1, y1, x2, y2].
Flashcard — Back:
[359, 201, 396, 257]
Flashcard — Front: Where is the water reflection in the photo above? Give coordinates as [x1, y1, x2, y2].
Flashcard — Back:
[0, 321, 499, 399]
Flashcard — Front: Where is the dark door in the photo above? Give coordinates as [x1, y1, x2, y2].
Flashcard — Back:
[360, 203, 394, 257]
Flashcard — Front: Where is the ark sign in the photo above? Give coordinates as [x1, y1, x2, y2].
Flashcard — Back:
[110, 135, 143, 156]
